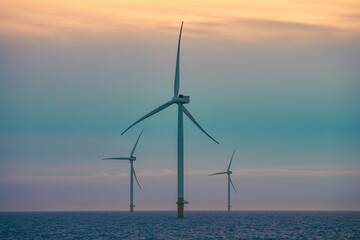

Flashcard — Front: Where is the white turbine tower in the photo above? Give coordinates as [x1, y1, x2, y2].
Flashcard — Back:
[102, 128, 144, 213]
[209, 149, 237, 211]
[121, 22, 219, 218]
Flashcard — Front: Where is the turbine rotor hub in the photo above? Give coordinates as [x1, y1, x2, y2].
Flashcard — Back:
[130, 157, 136, 161]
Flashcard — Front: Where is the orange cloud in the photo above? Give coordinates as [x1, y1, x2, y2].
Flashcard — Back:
[0, 0, 359, 43]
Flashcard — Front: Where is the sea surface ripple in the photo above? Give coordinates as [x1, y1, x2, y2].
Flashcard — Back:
[1, 211, 360, 239]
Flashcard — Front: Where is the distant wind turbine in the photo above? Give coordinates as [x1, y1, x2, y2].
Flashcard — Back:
[121, 22, 219, 218]
[103, 128, 144, 213]
[209, 149, 237, 211]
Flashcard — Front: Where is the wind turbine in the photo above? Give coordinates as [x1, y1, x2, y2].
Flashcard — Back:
[121, 22, 219, 218]
[103, 128, 144, 213]
[209, 149, 237, 211]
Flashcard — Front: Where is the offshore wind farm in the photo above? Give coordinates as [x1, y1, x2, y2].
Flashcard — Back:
[1, 0, 360, 239]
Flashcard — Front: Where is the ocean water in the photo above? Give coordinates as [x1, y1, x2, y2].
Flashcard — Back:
[1, 211, 360, 239]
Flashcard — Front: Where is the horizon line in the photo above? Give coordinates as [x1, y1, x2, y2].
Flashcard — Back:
[2, 209, 360, 213]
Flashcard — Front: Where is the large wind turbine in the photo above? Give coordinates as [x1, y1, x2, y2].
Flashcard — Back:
[121, 22, 219, 218]
[103, 128, 144, 213]
[209, 149, 237, 211]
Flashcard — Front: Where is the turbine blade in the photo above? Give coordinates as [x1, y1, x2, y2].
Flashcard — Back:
[121, 100, 173, 135]
[227, 149, 236, 171]
[183, 106, 219, 144]
[102, 157, 130, 160]
[133, 168, 142, 189]
[174, 21, 183, 97]
[229, 177, 237, 193]
[130, 128, 145, 157]
[208, 171, 227, 176]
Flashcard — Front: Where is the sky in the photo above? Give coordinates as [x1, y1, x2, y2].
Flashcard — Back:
[0, 0, 360, 211]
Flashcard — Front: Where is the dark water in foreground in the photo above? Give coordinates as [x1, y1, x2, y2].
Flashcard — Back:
[1, 211, 360, 239]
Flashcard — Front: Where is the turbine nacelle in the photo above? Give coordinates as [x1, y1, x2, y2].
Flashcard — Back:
[227, 171, 232, 175]
[172, 95, 190, 104]
[129, 156, 136, 161]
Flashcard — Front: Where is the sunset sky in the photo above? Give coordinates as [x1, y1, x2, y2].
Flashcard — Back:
[1, 0, 359, 211]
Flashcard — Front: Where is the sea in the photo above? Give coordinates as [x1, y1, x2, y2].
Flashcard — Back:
[1, 211, 360, 239]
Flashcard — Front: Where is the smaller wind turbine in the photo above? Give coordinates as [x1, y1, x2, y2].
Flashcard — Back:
[102, 128, 144, 213]
[209, 149, 237, 211]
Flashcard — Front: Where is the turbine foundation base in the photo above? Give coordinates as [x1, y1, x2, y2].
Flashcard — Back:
[177, 198, 184, 218]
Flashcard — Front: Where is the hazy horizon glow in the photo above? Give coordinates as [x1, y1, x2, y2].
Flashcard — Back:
[0, 0, 359, 211]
